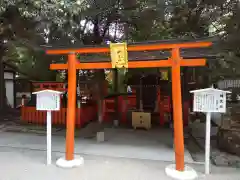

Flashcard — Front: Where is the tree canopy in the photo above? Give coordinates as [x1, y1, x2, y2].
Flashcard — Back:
[1, 0, 240, 110]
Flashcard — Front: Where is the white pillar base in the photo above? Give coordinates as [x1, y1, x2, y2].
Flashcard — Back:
[56, 156, 84, 168]
[165, 164, 198, 180]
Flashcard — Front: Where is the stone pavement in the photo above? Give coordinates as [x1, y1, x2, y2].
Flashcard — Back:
[0, 130, 238, 180]
[0, 122, 238, 180]
[0, 129, 195, 163]
[0, 146, 240, 180]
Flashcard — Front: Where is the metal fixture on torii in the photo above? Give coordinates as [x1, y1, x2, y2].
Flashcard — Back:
[45, 41, 212, 171]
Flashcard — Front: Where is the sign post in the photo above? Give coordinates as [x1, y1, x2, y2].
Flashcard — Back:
[47, 111, 52, 165]
[205, 111, 211, 174]
[190, 88, 231, 174]
[33, 89, 62, 165]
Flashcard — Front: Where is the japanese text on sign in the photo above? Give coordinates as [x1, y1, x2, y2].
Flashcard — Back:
[193, 91, 227, 113]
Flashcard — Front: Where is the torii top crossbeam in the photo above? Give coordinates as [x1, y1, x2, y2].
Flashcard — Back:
[46, 41, 211, 55]
[45, 40, 212, 172]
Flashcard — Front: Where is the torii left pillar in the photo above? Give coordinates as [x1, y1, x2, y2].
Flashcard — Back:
[55, 53, 84, 168]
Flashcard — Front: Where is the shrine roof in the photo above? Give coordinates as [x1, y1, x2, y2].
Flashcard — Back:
[32, 89, 63, 94]
[190, 88, 231, 93]
[78, 48, 217, 62]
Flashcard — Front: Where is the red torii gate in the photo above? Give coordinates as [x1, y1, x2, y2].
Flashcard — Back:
[46, 41, 212, 171]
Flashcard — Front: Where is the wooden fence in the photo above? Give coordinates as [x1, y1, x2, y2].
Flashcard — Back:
[21, 105, 97, 128]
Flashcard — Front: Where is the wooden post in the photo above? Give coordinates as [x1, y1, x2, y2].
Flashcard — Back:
[140, 76, 143, 111]
[171, 48, 185, 171]
[205, 112, 211, 174]
[65, 53, 77, 160]
[47, 110, 52, 165]
[21, 95, 25, 106]
[113, 68, 119, 124]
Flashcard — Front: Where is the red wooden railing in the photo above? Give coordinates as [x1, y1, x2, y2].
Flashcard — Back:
[21, 105, 97, 128]
[102, 96, 129, 123]
[127, 88, 137, 109]
[95, 88, 189, 126]
[21, 107, 67, 125]
[32, 82, 66, 92]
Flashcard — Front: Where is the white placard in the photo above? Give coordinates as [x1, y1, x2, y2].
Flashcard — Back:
[191, 88, 229, 113]
[33, 90, 61, 111]
[32, 89, 62, 166]
[190, 87, 231, 175]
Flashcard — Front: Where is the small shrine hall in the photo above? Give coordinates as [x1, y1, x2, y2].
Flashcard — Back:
[20, 38, 216, 173]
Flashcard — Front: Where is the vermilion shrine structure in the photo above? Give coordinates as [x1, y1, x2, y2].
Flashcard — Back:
[45, 41, 212, 171]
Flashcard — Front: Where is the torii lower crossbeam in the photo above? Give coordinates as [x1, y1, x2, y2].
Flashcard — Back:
[46, 41, 212, 172]
[49, 59, 206, 70]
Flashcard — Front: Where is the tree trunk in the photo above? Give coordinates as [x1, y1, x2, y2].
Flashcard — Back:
[95, 69, 105, 123]
[0, 51, 7, 113]
[113, 69, 119, 122]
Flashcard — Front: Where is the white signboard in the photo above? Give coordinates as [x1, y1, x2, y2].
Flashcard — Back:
[192, 90, 227, 113]
[190, 87, 231, 175]
[32, 89, 62, 165]
[33, 90, 62, 111]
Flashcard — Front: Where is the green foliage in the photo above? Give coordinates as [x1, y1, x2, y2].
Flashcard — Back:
[0, 0, 91, 80]
[0, 0, 89, 25]
[1, 0, 240, 82]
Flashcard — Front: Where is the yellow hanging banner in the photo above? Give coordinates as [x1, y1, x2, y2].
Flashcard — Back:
[110, 42, 128, 68]
[160, 70, 169, 80]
